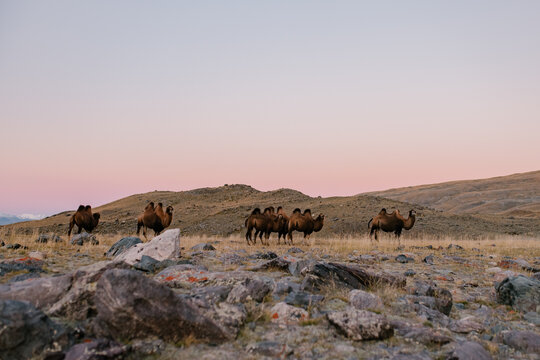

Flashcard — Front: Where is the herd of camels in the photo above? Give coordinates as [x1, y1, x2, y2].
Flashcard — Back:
[67, 202, 417, 245]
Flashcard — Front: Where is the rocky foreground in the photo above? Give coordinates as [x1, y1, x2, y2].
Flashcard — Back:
[0, 229, 539, 359]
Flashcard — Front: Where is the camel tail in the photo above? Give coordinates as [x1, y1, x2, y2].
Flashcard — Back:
[368, 218, 373, 229]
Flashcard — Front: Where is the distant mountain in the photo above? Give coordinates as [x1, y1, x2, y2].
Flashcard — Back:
[0, 213, 46, 226]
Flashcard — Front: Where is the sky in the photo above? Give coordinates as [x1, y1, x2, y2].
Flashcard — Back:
[1, 1, 539, 215]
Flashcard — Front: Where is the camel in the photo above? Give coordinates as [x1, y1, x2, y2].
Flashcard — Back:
[68, 205, 100, 236]
[368, 208, 416, 244]
[286, 209, 325, 245]
[136, 202, 174, 240]
[244, 208, 284, 245]
[276, 206, 290, 244]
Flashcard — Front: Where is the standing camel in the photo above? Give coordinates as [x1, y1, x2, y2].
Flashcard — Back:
[286, 209, 325, 245]
[68, 205, 100, 236]
[368, 208, 416, 244]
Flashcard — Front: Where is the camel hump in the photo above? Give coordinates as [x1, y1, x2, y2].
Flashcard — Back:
[77, 205, 85, 212]
[303, 209, 311, 215]
[379, 208, 387, 214]
[277, 206, 283, 212]
[251, 208, 261, 215]
[293, 208, 301, 214]
[85, 205, 91, 211]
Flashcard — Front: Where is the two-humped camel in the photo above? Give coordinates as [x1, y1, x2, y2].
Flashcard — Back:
[68, 205, 100, 236]
[136, 202, 174, 241]
[244, 207, 285, 245]
[286, 208, 325, 245]
[368, 208, 416, 244]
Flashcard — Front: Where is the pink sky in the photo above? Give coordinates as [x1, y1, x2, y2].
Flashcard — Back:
[1, 1, 539, 215]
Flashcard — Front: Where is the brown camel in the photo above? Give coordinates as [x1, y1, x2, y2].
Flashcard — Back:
[276, 206, 290, 244]
[286, 209, 325, 245]
[136, 202, 174, 240]
[68, 205, 100, 236]
[368, 208, 416, 243]
[244, 207, 284, 245]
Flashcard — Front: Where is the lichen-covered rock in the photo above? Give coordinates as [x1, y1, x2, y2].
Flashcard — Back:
[448, 316, 485, 334]
[349, 289, 384, 311]
[64, 338, 127, 360]
[133, 255, 159, 272]
[71, 232, 99, 246]
[92, 269, 229, 343]
[448, 341, 492, 360]
[327, 309, 394, 341]
[0, 274, 73, 310]
[227, 277, 273, 303]
[499, 330, 540, 354]
[284, 291, 324, 309]
[0, 299, 71, 359]
[496, 275, 540, 313]
[269, 302, 308, 324]
[105, 237, 142, 257]
[115, 229, 180, 265]
[0, 257, 44, 276]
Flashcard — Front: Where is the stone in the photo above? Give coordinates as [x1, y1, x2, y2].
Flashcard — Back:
[486, 267, 501, 274]
[523, 311, 540, 326]
[401, 327, 453, 345]
[410, 282, 453, 315]
[284, 291, 324, 309]
[448, 316, 485, 334]
[447, 244, 464, 250]
[0, 256, 44, 276]
[396, 254, 414, 263]
[327, 309, 394, 340]
[92, 269, 229, 343]
[8, 272, 41, 283]
[191, 243, 216, 251]
[496, 275, 540, 312]
[28, 251, 46, 260]
[404, 269, 416, 277]
[209, 302, 247, 336]
[0, 274, 73, 310]
[35, 234, 63, 243]
[287, 247, 304, 254]
[70, 232, 99, 246]
[64, 338, 127, 360]
[269, 302, 308, 324]
[0, 300, 71, 360]
[105, 237, 142, 257]
[6, 243, 23, 249]
[227, 277, 273, 303]
[115, 229, 180, 265]
[423, 255, 434, 265]
[154, 264, 210, 288]
[188, 286, 233, 308]
[500, 330, 540, 353]
[246, 341, 292, 357]
[273, 277, 301, 297]
[133, 255, 159, 272]
[250, 251, 278, 259]
[449, 341, 492, 360]
[349, 289, 384, 311]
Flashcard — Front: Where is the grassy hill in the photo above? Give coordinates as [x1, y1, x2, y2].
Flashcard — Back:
[2, 181, 539, 240]
[368, 170, 540, 219]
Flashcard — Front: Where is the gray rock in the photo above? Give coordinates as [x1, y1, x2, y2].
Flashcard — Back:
[0, 274, 73, 310]
[5, 243, 23, 249]
[227, 277, 273, 303]
[71, 232, 99, 246]
[500, 330, 540, 353]
[269, 302, 308, 324]
[92, 269, 229, 343]
[247, 341, 292, 357]
[401, 327, 453, 345]
[115, 229, 180, 265]
[349, 289, 384, 311]
[404, 269, 416, 277]
[64, 338, 127, 360]
[410, 282, 453, 315]
[0, 299, 71, 359]
[396, 254, 414, 263]
[191, 243, 216, 251]
[423, 255, 434, 265]
[133, 255, 159, 272]
[327, 309, 394, 340]
[105, 237, 142, 257]
[448, 316, 485, 334]
[35, 234, 63, 244]
[284, 291, 324, 309]
[8, 272, 41, 283]
[448, 341, 492, 360]
[414, 303, 451, 327]
[447, 244, 464, 250]
[250, 251, 278, 259]
[524, 311, 540, 326]
[496, 275, 540, 312]
[287, 247, 304, 254]
[209, 302, 247, 336]
[273, 277, 301, 297]
[189, 286, 233, 308]
[0, 257, 44, 276]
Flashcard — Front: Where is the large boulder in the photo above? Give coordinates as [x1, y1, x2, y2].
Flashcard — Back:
[349, 289, 384, 311]
[448, 341, 492, 360]
[92, 269, 229, 343]
[499, 330, 540, 354]
[496, 275, 540, 313]
[115, 229, 180, 265]
[64, 338, 127, 360]
[327, 309, 394, 340]
[269, 302, 308, 325]
[0, 299, 71, 359]
[105, 237, 142, 257]
[0, 257, 44, 277]
[0, 274, 73, 310]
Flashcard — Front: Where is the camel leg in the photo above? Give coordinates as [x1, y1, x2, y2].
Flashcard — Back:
[77, 226, 82, 234]
[287, 231, 293, 246]
[246, 228, 252, 245]
[68, 219, 74, 237]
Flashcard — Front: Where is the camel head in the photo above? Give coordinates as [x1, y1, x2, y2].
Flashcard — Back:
[409, 209, 416, 217]
[166, 206, 174, 215]
[93, 213, 100, 220]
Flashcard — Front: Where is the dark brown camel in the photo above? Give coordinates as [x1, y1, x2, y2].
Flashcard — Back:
[276, 206, 290, 244]
[244, 207, 283, 245]
[136, 202, 174, 241]
[286, 209, 325, 245]
[368, 208, 416, 244]
[68, 205, 100, 236]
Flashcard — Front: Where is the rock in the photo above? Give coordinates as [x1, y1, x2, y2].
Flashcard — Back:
[448, 316, 485, 333]
[0, 257, 44, 276]
[269, 302, 308, 324]
[396, 254, 414, 263]
[404, 269, 416, 277]
[486, 267, 501, 274]
[154, 264, 209, 288]
[414, 304, 451, 327]
[302, 262, 406, 291]
[273, 277, 301, 297]
[500, 330, 540, 353]
[8, 272, 42, 283]
[448, 341, 492, 360]
[447, 244, 464, 250]
[284, 291, 324, 309]
[105, 237, 142, 257]
[423, 255, 434, 265]
[115, 229, 180, 265]
[0, 300, 71, 359]
[349, 289, 384, 311]
[327, 309, 394, 340]
[64, 338, 127, 360]
[47, 261, 130, 321]
[6, 243, 23, 249]
[35, 234, 63, 244]
[133, 255, 159, 272]
[209, 302, 247, 336]
[92, 269, 229, 343]
[189, 286, 233, 308]
[129, 339, 166, 357]
[532, 272, 540, 281]
[71, 232, 98, 246]
[191, 243, 216, 251]
[227, 277, 273, 303]
[401, 327, 453, 345]
[524, 311, 540, 326]
[410, 282, 453, 315]
[496, 275, 540, 312]
[493, 270, 519, 283]
[0, 274, 73, 310]
[249, 255, 313, 277]
[250, 251, 278, 259]
[247, 341, 292, 357]
[498, 258, 539, 272]
[28, 251, 46, 260]
[287, 247, 304, 254]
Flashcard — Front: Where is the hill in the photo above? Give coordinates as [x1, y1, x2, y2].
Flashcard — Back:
[2, 182, 539, 239]
[368, 170, 540, 219]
